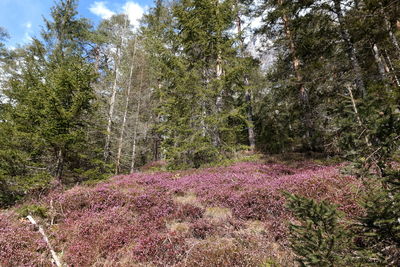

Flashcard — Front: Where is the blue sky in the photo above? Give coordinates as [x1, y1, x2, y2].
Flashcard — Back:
[0, 0, 153, 47]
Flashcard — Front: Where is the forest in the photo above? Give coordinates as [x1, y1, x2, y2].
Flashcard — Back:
[0, 0, 399, 266]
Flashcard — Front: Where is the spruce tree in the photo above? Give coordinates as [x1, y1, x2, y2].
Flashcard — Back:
[3, 0, 97, 183]
[285, 193, 352, 267]
[142, 0, 255, 168]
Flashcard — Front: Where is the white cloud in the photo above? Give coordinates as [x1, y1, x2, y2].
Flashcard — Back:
[22, 21, 33, 43]
[123, 1, 144, 28]
[89, 1, 144, 28]
[23, 32, 32, 43]
[89, 1, 115, 19]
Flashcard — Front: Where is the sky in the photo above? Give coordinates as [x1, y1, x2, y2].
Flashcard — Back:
[0, 0, 154, 48]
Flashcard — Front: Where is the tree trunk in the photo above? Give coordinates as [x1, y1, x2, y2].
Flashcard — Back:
[279, 0, 307, 101]
[104, 47, 121, 161]
[334, 0, 366, 98]
[373, 44, 400, 88]
[154, 81, 163, 161]
[215, 55, 223, 112]
[130, 130, 138, 172]
[213, 53, 223, 147]
[201, 70, 208, 138]
[130, 69, 144, 173]
[153, 136, 160, 162]
[115, 39, 137, 174]
[130, 101, 141, 173]
[383, 10, 400, 56]
[104, 17, 128, 161]
[236, 6, 256, 150]
[279, 0, 312, 149]
[55, 149, 64, 181]
[384, 49, 400, 87]
[346, 85, 370, 146]
[372, 44, 387, 80]
[245, 86, 256, 149]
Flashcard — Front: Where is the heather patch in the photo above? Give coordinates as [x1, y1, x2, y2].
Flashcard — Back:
[172, 203, 204, 221]
[131, 232, 188, 265]
[57, 207, 138, 266]
[0, 212, 48, 267]
[0, 160, 363, 266]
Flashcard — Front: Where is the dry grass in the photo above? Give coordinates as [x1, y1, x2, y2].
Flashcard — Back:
[167, 221, 190, 234]
[245, 220, 267, 234]
[173, 192, 202, 207]
[205, 207, 232, 221]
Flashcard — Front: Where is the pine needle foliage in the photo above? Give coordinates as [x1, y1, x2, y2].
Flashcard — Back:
[285, 193, 352, 267]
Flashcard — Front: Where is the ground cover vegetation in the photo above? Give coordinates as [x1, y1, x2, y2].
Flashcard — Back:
[0, 0, 399, 265]
[1, 158, 364, 266]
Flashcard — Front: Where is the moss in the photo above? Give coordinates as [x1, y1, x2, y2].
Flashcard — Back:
[201, 151, 263, 168]
[16, 204, 49, 219]
[259, 258, 280, 267]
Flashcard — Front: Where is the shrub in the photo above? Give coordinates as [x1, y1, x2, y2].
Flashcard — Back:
[357, 169, 400, 265]
[0, 171, 52, 208]
[16, 204, 48, 219]
[285, 193, 352, 266]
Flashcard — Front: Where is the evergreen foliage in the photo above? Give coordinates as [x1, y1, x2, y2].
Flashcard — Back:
[285, 193, 352, 267]
[142, 0, 257, 168]
[0, 0, 105, 206]
[359, 170, 400, 265]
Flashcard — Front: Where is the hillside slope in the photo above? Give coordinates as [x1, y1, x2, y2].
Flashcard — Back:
[0, 159, 363, 266]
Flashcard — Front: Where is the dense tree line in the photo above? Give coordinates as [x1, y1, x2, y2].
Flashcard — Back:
[1, 0, 399, 214]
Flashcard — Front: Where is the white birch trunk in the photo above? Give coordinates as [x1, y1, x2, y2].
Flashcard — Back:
[372, 44, 387, 79]
[104, 47, 121, 161]
[104, 17, 129, 161]
[215, 54, 223, 113]
[130, 69, 144, 172]
[115, 38, 137, 174]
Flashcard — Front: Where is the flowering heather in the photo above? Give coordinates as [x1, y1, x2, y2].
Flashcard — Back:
[0, 160, 364, 266]
[0, 212, 48, 266]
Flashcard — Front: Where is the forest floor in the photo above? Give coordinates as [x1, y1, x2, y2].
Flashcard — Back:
[0, 154, 365, 266]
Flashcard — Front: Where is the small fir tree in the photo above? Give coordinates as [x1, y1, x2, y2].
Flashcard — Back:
[285, 193, 352, 267]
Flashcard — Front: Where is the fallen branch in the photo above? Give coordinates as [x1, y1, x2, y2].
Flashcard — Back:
[27, 215, 63, 267]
